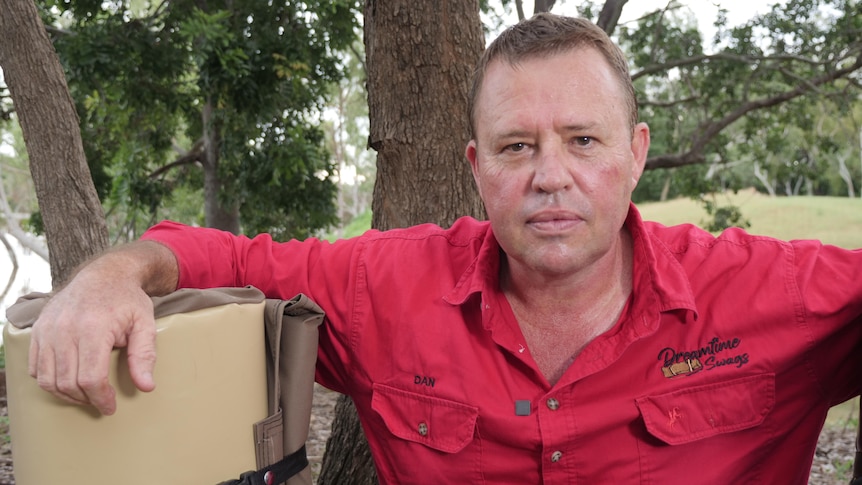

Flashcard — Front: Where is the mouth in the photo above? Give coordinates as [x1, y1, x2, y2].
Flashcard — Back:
[526, 212, 582, 233]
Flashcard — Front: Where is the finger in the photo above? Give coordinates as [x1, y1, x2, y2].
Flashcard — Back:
[34, 342, 88, 406]
[77, 335, 118, 416]
[30, 317, 84, 404]
[54, 339, 88, 405]
[126, 314, 157, 393]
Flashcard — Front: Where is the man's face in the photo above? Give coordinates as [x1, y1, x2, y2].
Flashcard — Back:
[465, 47, 649, 280]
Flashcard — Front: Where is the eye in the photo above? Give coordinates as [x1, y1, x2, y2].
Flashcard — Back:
[573, 136, 592, 147]
[506, 142, 527, 153]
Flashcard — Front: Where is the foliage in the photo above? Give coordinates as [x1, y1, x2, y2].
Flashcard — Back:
[4, 1, 861, 239]
[35, 0, 360, 240]
[697, 194, 752, 231]
[321, 40, 375, 236]
[616, 0, 861, 203]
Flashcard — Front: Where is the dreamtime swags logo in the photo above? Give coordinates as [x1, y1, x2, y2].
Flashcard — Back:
[657, 336, 749, 378]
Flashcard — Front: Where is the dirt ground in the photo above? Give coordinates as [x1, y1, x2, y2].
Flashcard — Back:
[0, 378, 858, 484]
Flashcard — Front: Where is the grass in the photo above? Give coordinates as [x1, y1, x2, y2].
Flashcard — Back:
[335, 190, 862, 248]
[638, 189, 862, 249]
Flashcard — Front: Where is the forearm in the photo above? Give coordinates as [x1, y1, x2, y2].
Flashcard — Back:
[68, 240, 179, 297]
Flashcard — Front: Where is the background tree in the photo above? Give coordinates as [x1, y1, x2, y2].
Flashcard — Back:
[317, 1, 486, 483]
[595, 0, 862, 227]
[323, 41, 375, 240]
[40, 0, 359, 240]
[0, 0, 109, 285]
[0, 120, 48, 301]
[3, 0, 862, 483]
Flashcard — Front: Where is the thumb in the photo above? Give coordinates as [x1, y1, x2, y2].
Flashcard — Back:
[126, 312, 158, 393]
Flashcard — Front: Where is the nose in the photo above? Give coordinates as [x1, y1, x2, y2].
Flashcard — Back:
[531, 145, 573, 194]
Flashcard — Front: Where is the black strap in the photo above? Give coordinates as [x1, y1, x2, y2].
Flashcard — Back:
[217, 444, 309, 485]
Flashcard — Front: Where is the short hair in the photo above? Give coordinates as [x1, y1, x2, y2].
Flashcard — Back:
[467, 13, 638, 139]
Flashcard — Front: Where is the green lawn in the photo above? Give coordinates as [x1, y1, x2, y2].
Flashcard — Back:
[638, 189, 862, 249]
[339, 190, 862, 248]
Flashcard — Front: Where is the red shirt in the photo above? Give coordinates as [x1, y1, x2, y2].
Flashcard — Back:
[142, 205, 862, 484]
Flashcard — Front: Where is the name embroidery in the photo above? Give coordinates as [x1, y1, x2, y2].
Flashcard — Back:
[657, 336, 749, 378]
[414, 375, 436, 388]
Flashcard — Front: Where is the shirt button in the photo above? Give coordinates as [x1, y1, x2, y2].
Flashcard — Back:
[551, 451, 563, 463]
[546, 398, 560, 410]
[418, 422, 428, 437]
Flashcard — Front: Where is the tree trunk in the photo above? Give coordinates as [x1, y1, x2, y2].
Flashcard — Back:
[533, 0, 557, 15]
[365, 0, 486, 232]
[596, 0, 628, 35]
[318, 1, 486, 483]
[201, 98, 240, 234]
[0, 0, 109, 286]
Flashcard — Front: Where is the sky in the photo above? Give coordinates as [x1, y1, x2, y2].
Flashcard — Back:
[517, 0, 782, 43]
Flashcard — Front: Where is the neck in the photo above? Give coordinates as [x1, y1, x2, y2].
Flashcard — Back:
[502, 229, 634, 323]
[501, 229, 635, 385]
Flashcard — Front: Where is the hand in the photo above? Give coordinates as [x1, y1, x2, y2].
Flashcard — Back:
[26, 242, 177, 415]
[28, 269, 158, 415]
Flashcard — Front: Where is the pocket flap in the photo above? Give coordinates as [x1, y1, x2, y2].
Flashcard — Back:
[371, 383, 478, 453]
[635, 373, 775, 445]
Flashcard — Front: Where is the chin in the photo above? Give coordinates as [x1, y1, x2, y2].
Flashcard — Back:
[522, 250, 587, 276]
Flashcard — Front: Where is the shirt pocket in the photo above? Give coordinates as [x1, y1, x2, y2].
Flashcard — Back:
[634, 373, 775, 482]
[371, 383, 482, 483]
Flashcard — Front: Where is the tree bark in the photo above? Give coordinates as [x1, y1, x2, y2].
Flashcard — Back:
[596, 0, 628, 35]
[533, 0, 557, 14]
[365, 0, 486, 232]
[318, 1, 486, 483]
[201, 98, 240, 234]
[0, 0, 109, 286]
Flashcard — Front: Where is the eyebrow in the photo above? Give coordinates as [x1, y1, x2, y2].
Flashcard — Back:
[491, 121, 599, 143]
[560, 122, 598, 133]
[493, 130, 533, 142]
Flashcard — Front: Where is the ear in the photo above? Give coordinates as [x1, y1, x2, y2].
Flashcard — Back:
[629, 122, 650, 188]
[465, 140, 483, 198]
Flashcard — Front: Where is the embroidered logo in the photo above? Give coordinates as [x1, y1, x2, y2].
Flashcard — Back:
[661, 358, 702, 378]
[657, 336, 749, 378]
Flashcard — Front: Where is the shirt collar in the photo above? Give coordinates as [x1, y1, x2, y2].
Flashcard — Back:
[443, 204, 698, 324]
[625, 204, 698, 326]
[443, 224, 500, 306]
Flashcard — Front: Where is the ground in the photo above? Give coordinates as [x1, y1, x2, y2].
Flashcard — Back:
[0, 378, 858, 484]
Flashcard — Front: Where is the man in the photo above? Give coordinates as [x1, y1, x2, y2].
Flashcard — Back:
[27, 13, 862, 483]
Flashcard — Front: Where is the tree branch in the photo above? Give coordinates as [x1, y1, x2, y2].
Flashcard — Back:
[149, 150, 202, 179]
[533, 0, 556, 15]
[645, 54, 862, 170]
[0, 231, 18, 303]
[515, 0, 525, 21]
[640, 95, 699, 108]
[596, 0, 628, 36]
[0, 163, 48, 260]
[633, 52, 826, 81]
